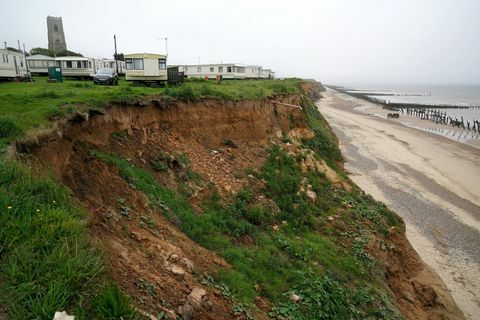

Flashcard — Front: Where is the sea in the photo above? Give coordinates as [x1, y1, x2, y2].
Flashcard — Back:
[343, 84, 480, 146]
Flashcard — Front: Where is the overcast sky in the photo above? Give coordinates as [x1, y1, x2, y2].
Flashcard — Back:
[1, 0, 479, 85]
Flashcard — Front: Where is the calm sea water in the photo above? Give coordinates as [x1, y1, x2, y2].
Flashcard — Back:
[355, 84, 480, 105]
[344, 84, 480, 145]
[347, 84, 480, 123]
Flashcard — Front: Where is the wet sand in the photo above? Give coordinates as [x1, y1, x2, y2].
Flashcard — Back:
[317, 89, 480, 319]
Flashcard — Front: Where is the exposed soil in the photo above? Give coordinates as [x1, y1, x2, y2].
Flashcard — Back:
[16, 88, 464, 319]
[18, 94, 307, 319]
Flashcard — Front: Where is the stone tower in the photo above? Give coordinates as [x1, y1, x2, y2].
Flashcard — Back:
[47, 16, 67, 53]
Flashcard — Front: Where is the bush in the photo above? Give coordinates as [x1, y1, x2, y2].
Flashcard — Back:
[185, 77, 207, 83]
[165, 85, 200, 102]
[268, 272, 400, 320]
[301, 97, 342, 167]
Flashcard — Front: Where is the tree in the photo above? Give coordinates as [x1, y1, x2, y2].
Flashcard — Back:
[30, 47, 54, 56]
[56, 50, 83, 57]
[114, 53, 124, 61]
[29, 48, 83, 57]
[7, 47, 21, 53]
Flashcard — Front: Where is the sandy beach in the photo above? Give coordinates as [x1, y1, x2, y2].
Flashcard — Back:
[317, 89, 480, 319]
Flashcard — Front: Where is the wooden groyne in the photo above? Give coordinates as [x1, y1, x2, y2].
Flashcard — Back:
[327, 86, 480, 135]
[328, 86, 480, 110]
[398, 107, 480, 134]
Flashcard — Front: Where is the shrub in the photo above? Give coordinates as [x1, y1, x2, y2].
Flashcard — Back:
[301, 97, 342, 167]
[150, 160, 168, 172]
[165, 85, 200, 102]
[268, 272, 398, 320]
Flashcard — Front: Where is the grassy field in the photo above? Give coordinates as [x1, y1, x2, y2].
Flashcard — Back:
[0, 76, 300, 149]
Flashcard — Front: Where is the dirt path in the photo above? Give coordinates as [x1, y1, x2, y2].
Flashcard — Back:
[317, 89, 480, 319]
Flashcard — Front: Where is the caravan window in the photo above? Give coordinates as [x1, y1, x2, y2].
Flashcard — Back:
[77, 61, 82, 68]
[227, 66, 232, 73]
[66, 61, 72, 68]
[158, 58, 166, 70]
[210, 67, 214, 72]
[126, 58, 143, 70]
[219, 66, 223, 73]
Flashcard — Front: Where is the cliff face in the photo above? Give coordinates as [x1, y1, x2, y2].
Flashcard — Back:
[17, 87, 463, 319]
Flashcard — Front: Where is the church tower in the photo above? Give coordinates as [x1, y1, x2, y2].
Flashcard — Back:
[47, 16, 67, 53]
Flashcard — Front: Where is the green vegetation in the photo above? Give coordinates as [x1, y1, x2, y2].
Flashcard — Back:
[0, 160, 100, 319]
[94, 285, 140, 320]
[301, 96, 343, 169]
[91, 143, 403, 319]
[0, 160, 142, 319]
[30, 47, 84, 57]
[0, 78, 405, 318]
[0, 76, 300, 149]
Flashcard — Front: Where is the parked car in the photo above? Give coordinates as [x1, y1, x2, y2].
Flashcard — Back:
[93, 68, 118, 85]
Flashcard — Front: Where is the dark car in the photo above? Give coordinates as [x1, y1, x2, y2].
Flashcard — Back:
[93, 68, 118, 85]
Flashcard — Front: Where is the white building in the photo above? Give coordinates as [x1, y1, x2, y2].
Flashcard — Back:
[0, 48, 29, 80]
[177, 63, 248, 80]
[26, 54, 56, 74]
[125, 53, 167, 83]
[175, 63, 274, 80]
[260, 68, 275, 79]
[95, 59, 126, 74]
[27, 55, 97, 78]
[245, 65, 263, 79]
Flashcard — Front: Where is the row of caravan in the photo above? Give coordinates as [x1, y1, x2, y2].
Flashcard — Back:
[1, 48, 275, 83]
[122, 53, 275, 83]
[177, 64, 275, 80]
[26, 54, 126, 77]
[0, 48, 128, 80]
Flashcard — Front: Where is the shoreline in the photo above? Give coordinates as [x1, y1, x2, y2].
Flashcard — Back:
[335, 90, 480, 149]
[317, 89, 480, 319]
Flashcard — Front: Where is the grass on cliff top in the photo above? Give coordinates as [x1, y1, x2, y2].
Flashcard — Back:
[0, 76, 300, 149]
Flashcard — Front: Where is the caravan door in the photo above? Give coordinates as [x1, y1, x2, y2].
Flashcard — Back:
[13, 56, 19, 75]
[144, 58, 159, 76]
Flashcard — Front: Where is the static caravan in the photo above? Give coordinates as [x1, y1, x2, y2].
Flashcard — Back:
[125, 53, 167, 83]
[263, 69, 275, 79]
[259, 68, 275, 79]
[0, 48, 29, 80]
[95, 59, 126, 75]
[56, 56, 96, 78]
[245, 65, 262, 79]
[27, 54, 56, 74]
[27, 55, 97, 78]
[178, 63, 247, 80]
